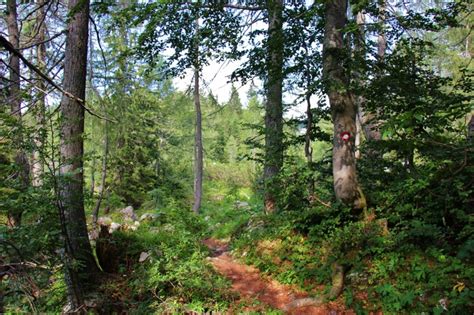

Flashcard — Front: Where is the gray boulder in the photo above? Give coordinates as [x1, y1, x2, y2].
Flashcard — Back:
[140, 213, 159, 221]
[120, 206, 137, 221]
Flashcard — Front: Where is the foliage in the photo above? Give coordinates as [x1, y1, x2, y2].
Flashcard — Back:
[96, 207, 236, 313]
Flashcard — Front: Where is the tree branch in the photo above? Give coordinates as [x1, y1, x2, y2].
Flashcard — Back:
[0, 34, 113, 122]
[20, 30, 66, 50]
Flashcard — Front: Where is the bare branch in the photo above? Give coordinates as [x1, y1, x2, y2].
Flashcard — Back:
[20, 30, 66, 50]
[0, 34, 113, 122]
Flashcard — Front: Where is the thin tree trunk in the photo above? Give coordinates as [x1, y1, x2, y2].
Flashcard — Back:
[361, 1, 385, 142]
[6, 0, 30, 227]
[322, 0, 366, 210]
[354, 11, 365, 160]
[305, 94, 315, 195]
[367, 0, 385, 141]
[88, 23, 95, 198]
[264, 0, 284, 214]
[354, 6, 384, 159]
[92, 119, 108, 226]
[32, 0, 47, 186]
[192, 18, 203, 214]
[192, 67, 203, 214]
[58, 0, 99, 308]
[90, 156, 96, 196]
[377, 0, 387, 62]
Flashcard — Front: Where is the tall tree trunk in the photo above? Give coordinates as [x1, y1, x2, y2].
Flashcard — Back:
[192, 67, 203, 214]
[88, 24, 95, 197]
[264, 0, 284, 214]
[6, 0, 30, 227]
[92, 119, 108, 226]
[58, 0, 99, 308]
[192, 68, 203, 214]
[355, 4, 384, 160]
[322, 0, 366, 210]
[305, 94, 315, 195]
[32, 0, 47, 187]
[192, 18, 203, 214]
[368, 0, 386, 141]
[354, 11, 365, 160]
[377, 0, 387, 62]
[361, 1, 385, 142]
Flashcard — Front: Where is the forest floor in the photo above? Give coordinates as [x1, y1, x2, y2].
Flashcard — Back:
[203, 238, 353, 314]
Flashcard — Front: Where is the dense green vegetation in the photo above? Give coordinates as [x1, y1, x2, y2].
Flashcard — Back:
[1, 0, 473, 313]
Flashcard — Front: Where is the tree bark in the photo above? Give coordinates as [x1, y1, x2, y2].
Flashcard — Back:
[322, 0, 366, 210]
[377, 0, 387, 62]
[354, 11, 365, 160]
[192, 18, 203, 214]
[192, 68, 203, 214]
[58, 0, 99, 308]
[32, 0, 47, 187]
[6, 0, 30, 227]
[305, 94, 315, 195]
[264, 0, 284, 214]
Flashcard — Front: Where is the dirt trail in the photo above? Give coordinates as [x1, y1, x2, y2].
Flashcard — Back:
[203, 238, 352, 315]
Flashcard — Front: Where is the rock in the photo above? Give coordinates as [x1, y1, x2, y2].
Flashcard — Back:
[120, 206, 137, 221]
[139, 251, 151, 263]
[128, 221, 140, 231]
[140, 213, 159, 221]
[109, 222, 121, 233]
[210, 195, 225, 201]
[97, 216, 112, 226]
[234, 201, 250, 209]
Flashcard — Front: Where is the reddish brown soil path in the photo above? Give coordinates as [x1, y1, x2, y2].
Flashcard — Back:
[203, 238, 353, 315]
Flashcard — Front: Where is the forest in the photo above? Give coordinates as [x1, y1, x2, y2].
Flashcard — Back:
[0, 0, 473, 313]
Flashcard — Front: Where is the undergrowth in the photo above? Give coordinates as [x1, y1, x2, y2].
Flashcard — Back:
[93, 206, 236, 313]
[230, 206, 473, 313]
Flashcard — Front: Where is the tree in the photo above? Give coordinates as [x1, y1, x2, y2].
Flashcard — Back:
[192, 18, 203, 214]
[263, 0, 284, 213]
[129, 1, 241, 212]
[58, 0, 99, 308]
[322, 0, 366, 210]
[5, 0, 30, 227]
[31, 0, 47, 187]
[356, 1, 384, 146]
